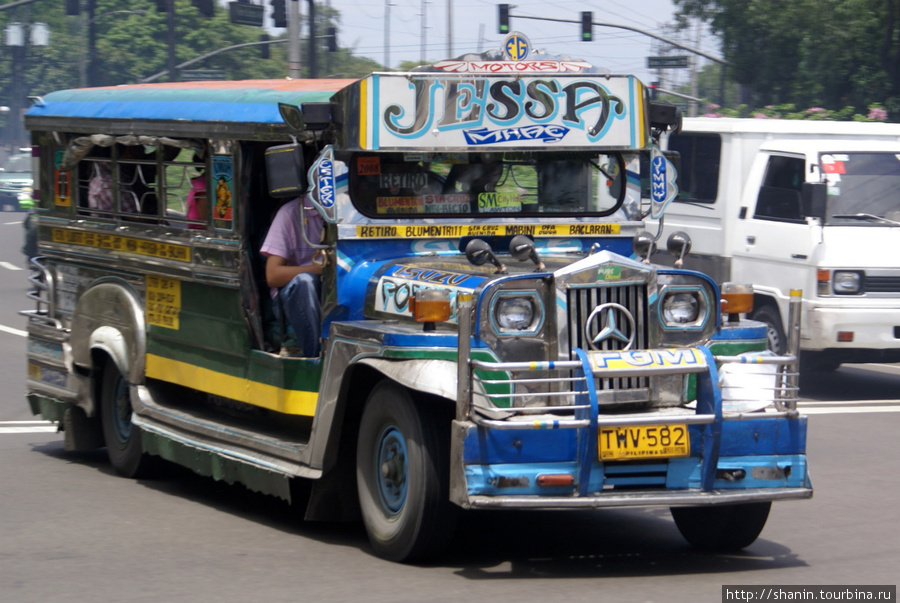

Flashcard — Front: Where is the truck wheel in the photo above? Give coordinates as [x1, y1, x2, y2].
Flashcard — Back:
[671, 502, 771, 551]
[751, 305, 787, 355]
[100, 359, 149, 478]
[356, 381, 455, 562]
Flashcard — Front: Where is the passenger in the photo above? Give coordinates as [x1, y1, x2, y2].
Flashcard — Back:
[88, 149, 137, 213]
[185, 154, 207, 229]
[260, 197, 324, 357]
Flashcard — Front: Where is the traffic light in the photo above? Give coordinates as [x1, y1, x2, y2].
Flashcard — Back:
[649, 81, 659, 100]
[193, 0, 214, 17]
[581, 11, 593, 42]
[272, 0, 287, 28]
[498, 4, 510, 35]
[65, 0, 80, 16]
[327, 26, 337, 52]
[260, 33, 270, 59]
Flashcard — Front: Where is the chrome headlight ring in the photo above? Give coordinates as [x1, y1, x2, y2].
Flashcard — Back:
[490, 291, 544, 335]
[659, 285, 712, 330]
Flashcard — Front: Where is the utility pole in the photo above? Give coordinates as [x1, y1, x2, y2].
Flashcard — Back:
[288, 0, 301, 77]
[166, 0, 177, 82]
[307, 0, 316, 78]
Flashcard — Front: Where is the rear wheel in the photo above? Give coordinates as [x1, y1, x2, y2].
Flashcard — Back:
[751, 305, 787, 355]
[671, 502, 771, 551]
[100, 359, 149, 478]
[356, 381, 456, 562]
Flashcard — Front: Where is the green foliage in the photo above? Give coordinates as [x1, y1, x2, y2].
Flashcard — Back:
[674, 0, 900, 121]
[0, 1, 386, 109]
[699, 101, 889, 122]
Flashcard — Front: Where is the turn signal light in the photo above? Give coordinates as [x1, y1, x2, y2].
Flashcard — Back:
[409, 288, 452, 323]
[721, 282, 754, 315]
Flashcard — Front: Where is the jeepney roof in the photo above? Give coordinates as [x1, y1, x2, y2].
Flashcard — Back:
[25, 79, 354, 138]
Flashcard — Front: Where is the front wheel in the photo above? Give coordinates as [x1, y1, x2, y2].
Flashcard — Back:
[750, 305, 787, 355]
[671, 502, 771, 551]
[100, 359, 150, 478]
[356, 381, 456, 562]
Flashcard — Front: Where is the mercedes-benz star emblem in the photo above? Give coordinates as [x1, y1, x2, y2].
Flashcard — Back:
[585, 303, 636, 350]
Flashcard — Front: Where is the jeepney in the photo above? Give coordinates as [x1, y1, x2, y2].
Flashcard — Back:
[23, 34, 811, 562]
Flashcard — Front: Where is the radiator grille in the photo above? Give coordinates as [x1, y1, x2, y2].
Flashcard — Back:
[566, 283, 650, 392]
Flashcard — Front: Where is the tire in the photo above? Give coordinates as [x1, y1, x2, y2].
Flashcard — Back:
[356, 381, 456, 562]
[671, 502, 771, 551]
[100, 359, 149, 478]
[751, 305, 787, 355]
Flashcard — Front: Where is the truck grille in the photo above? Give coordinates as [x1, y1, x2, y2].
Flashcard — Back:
[864, 276, 900, 294]
[566, 283, 650, 393]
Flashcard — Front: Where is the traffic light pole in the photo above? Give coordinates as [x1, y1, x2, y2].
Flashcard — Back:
[504, 12, 726, 66]
[140, 39, 287, 83]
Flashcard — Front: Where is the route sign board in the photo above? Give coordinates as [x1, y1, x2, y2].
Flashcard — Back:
[647, 56, 689, 69]
[229, 1, 264, 26]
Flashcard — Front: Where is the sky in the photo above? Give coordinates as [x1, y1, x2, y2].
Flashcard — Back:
[303, 0, 719, 85]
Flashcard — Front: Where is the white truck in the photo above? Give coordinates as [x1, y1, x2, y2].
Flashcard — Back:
[658, 117, 900, 371]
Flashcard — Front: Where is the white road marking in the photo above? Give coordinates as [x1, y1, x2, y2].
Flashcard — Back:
[0, 261, 23, 271]
[0, 323, 27, 337]
[0, 421, 57, 434]
[801, 406, 900, 415]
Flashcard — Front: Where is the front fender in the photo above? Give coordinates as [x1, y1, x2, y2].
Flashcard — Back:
[70, 279, 146, 384]
[357, 357, 457, 401]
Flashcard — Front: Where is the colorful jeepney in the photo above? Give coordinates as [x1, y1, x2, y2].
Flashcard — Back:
[23, 35, 811, 562]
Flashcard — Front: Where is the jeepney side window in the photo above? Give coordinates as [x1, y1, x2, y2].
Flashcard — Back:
[669, 132, 721, 203]
[163, 146, 208, 228]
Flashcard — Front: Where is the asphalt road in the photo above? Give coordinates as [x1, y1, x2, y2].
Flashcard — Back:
[1, 211, 897, 602]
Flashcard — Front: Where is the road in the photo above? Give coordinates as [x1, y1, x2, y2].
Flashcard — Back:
[0, 212, 897, 602]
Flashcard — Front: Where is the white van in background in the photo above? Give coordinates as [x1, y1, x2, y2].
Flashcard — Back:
[658, 118, 900, 371]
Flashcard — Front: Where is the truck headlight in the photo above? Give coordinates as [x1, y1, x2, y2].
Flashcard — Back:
[492, 293, 543, 334]
[832, 271, 862, 295]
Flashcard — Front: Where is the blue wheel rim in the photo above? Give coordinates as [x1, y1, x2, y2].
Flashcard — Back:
[375, 425, 408, 515]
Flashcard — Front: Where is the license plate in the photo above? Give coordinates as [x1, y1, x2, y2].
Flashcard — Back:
[598, 424, 690, 460]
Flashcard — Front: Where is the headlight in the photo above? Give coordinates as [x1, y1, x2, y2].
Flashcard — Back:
[663, 292, 700, 324]
[659, 286, 710, 330]
[491, 293, 543, 334]
[833, 271, 862, 295]
[496, 296, 535, 330]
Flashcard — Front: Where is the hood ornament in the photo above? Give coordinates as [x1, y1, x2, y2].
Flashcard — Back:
[585, 303, 636, 350]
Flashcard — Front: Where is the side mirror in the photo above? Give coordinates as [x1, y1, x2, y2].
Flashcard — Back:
[802, 182, 827, 219]
[265, 143, 307, 199]
[278, 103, 305, 133]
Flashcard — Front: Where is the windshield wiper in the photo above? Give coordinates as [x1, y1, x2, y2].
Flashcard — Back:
[831, 213, 900, 226]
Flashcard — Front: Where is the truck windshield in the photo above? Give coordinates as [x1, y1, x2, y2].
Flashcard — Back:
[823, 152, 900, 225]
[348, 151, 625, 218]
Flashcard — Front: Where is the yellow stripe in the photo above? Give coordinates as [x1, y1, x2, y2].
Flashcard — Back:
[638, 80, 647, 145]
[145, 354, 318, 416]
[359, 77, 368, 149]
[356, 223, 620, 239]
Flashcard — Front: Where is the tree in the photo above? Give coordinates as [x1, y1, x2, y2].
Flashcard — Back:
[674, 0, 900, 118]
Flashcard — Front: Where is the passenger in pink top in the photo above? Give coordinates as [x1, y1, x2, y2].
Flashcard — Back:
[260, 197, 324, 356]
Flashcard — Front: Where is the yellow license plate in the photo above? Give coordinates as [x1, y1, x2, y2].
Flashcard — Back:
[598, 424, 690, 461]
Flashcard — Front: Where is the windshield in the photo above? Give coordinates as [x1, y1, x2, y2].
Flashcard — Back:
[348, 152, 626, 218]
[823, 152, 900, 225]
